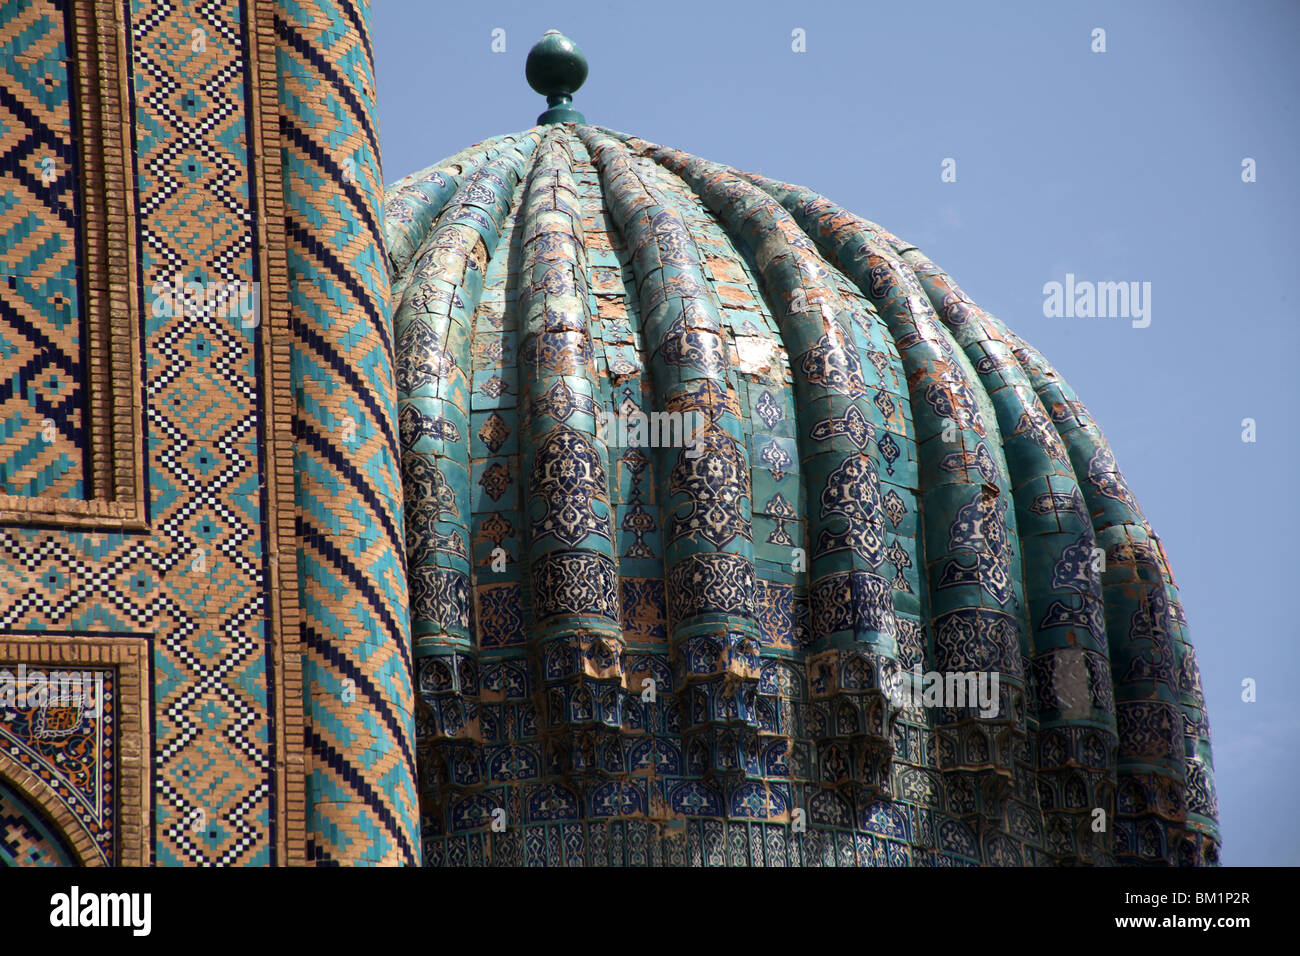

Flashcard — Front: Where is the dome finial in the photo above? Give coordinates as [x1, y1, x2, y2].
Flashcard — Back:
[526, 30, 588, 125]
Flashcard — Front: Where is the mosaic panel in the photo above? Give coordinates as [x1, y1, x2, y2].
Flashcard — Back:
[0, 632, 150, 866]
[0, 663, 114, 862]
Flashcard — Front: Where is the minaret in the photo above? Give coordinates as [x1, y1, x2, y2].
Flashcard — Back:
[279, 0, 419, 866]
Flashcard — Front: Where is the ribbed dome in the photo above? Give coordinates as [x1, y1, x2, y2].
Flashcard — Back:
[383, 122, 1219, 867]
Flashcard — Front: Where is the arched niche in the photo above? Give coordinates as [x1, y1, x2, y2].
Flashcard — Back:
[0, 769, 91, 867]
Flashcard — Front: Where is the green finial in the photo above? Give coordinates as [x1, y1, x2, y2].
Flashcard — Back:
[526, 30, 588, 125]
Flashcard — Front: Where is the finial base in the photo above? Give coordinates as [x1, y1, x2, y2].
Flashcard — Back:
[538, 106, 586, 125]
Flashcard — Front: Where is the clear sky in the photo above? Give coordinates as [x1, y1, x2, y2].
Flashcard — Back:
[372, 0, 1300, 865]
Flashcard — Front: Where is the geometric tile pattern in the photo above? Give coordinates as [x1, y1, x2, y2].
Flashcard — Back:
[390, 122, 1220, 866]
[0, 0, 280, 866]
[125, 0, 275, 866]
[0, 0, 412, 868]
[0, 0, 86, 499]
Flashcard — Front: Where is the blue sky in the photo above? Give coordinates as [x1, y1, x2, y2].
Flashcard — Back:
[372, 0, 1299, 865]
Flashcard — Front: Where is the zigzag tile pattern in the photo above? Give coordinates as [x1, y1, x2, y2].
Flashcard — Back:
[276, 0, 417, 865]
[131, 0, 275, 867]
[390, 123, 1220, 866]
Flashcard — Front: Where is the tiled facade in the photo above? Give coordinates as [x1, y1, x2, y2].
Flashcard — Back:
[0, 6, 1219, 867]
[0, 0, 404, 866]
